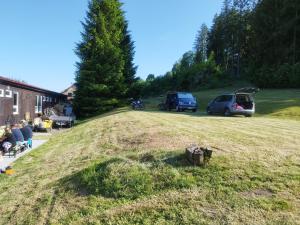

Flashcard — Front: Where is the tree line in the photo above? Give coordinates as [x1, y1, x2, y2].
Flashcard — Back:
[140, 0, 300, 97]
[74, 0, 300, 117]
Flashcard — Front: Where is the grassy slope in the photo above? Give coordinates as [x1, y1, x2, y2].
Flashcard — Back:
[0, 88, 299, 225]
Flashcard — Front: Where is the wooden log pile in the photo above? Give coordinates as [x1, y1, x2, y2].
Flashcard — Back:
[186, 144, 213, 166]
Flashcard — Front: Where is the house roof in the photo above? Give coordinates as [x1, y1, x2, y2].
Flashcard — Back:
[0, 76, 65, 96]
[61, 83, 77, 94]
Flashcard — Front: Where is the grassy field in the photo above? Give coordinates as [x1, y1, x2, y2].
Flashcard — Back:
[0, 87, 299, 225]
[144, 86, 300, 120]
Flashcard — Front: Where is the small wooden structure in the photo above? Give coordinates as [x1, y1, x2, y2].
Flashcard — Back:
[62, 84, 77, 103]
[186, 144, 213, 166]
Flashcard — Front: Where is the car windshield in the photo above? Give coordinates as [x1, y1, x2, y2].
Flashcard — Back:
[178, 93, 194, 99]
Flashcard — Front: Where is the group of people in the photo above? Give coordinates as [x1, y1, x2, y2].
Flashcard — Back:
[0, 121, 33, 159]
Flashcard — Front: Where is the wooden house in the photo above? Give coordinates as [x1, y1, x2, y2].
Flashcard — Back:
[62, 84, 77, 102]
[0, 76, 67, 125]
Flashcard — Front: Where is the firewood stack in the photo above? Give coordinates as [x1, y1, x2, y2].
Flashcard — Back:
[186, 144, 213, 166]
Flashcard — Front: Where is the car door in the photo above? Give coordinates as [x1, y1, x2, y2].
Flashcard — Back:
[214, 95, 228, 113]
[216, 95, 233, 113]
[210, 96, 222, 113]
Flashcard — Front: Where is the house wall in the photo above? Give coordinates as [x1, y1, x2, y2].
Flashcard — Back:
[62, 84, 77, 102]
[0, 83, 64, 125]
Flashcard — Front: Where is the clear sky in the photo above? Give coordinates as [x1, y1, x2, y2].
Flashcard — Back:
[0, 0, 223, 92]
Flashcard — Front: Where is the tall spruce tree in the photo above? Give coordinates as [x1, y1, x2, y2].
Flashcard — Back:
[194, 23, 209, 63]
[121, 21, 138, 97]
[74, 0, 130, 117]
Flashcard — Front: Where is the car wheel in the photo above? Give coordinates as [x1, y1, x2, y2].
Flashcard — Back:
[192, 109, 197, 113]
[224, 108, 231, 117]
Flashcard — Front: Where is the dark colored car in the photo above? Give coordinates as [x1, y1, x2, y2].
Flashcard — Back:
[131, 99, 145, 110]
[206, 87, 259, 117]
[162, 92, 198, 112]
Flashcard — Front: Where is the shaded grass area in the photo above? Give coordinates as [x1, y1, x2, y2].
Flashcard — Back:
[67, 156, 195, 200]
[0, 106, 299, 224]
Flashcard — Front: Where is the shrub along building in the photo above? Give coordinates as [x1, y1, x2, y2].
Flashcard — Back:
[0, 76, 67, 126]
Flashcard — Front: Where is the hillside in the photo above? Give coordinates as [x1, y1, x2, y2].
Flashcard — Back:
[0, 88, 299, 225]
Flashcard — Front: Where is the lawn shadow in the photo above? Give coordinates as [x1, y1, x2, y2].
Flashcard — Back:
[55, 168, 91, 197]
[163, 153, 192, 168]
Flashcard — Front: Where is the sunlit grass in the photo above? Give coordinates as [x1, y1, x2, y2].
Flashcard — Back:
[0, 88, 299, 224]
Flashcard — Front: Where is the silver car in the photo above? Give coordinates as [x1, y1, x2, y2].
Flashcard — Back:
[206, 88, 259, 117]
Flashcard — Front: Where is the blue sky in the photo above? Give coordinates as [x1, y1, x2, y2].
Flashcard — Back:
[0, 0, 223, 92]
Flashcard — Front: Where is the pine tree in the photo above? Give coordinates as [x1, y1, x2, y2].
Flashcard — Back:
[248, 0, 300, 87]
[194, 23, 209, 63]
[121, 21, 138, 97]
[74, 0, 128, 117]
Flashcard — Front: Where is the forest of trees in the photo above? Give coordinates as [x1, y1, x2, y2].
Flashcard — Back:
[141, 0, 300, 97]
[74, 0, 300, 116]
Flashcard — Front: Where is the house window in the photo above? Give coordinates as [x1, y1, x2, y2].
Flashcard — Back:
[13, 92, 19, 115]
[5, 90, 12, 98]
[35, 95, 42, 113]
[0, 89, 4, 97]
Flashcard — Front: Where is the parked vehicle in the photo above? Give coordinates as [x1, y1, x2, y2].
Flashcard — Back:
[160, 92, 198, 112]
[206, 87, 259, 117]
[44, 104, 75, 128]
[131, 99, 145, 110]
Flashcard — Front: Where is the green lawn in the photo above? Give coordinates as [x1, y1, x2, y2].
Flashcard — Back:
[0, 88, 299, 225]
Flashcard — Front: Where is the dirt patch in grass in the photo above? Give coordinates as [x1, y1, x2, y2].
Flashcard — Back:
[117, 130, 195, 151]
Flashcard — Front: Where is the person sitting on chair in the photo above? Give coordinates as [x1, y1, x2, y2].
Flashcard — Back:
[12, 125, 27, 152]
[20, 123, 33, 148]
[1, 127, 17, 154]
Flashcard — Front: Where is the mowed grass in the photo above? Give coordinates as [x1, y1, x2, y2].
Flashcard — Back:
[0, 88, 299, 224]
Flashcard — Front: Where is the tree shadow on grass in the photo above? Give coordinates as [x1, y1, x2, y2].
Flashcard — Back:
[163, 153, 192, 168]
[56, 155, 199, 201]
